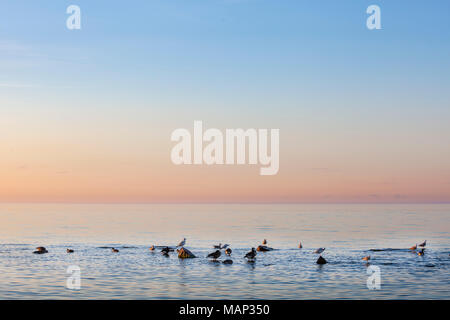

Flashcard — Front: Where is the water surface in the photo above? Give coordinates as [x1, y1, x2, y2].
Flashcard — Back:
[0, 204, 448, 299]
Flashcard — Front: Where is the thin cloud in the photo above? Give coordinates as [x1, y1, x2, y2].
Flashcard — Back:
[0, 83, 40, 88]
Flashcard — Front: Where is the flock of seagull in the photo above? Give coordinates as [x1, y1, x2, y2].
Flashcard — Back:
[32, 238, 429, 264]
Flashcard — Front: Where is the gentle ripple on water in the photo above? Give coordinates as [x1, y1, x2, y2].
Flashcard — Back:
[0, 203, 449, 299]
[0, 243, 449, 299]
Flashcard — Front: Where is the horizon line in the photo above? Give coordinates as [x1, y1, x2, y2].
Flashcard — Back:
[1, 201, 450, 205]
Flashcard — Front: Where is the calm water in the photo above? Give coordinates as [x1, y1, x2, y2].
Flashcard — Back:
[0, 203, 448, 299]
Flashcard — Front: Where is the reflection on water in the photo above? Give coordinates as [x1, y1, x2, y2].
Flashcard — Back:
[0, 204, 448, 299]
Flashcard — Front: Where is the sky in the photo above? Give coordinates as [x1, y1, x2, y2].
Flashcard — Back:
[0, 0, 450, 203]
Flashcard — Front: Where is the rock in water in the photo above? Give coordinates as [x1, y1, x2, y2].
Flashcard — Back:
[316, 256, 327, 264]
[222, 259, 233, 264]
[177, 247, 196, 259]
[33, 250, 48, 254]
[257, 245, 273, 252]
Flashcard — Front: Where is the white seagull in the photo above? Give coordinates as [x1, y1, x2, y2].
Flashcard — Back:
[314, 248, 325, 254]
[178, 238, 186, 247]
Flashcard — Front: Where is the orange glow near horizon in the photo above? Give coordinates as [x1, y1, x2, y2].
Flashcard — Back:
[1, 114, 449, 203]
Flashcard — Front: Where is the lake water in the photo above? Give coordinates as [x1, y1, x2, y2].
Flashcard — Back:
[0, 203, 448, 299]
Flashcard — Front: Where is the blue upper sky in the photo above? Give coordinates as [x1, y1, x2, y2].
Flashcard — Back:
[1, 0, 449, 113]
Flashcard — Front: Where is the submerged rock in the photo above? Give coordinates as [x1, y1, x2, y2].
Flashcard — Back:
[177, 247, 196, 259]
[257, 245, 273, 252]
[316, 256, 327, 264]
[222, 259, 233, 264]
[161, 246, 174, 254]
[33, 250, 48, 254]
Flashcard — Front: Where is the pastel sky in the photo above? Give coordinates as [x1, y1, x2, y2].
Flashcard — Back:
[1, 0, 449, 203]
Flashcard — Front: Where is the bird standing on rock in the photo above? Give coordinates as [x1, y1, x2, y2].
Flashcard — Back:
[207, 250, 221, 260]
[245, 248, 257, 261]
[178, 238, 186, 247]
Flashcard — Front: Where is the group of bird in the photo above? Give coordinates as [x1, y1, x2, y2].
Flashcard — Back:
[152, 238, 325, 265]
[32, 239, 429, 264]
[409, 240, 427, 256]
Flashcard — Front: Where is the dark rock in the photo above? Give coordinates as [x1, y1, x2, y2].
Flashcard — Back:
[161, 246, 174, 254]
[177, 247, 196, 259]
[33, 250, 48, 254]
[222, 259, 233, 264]
[316, 256, 327, 264]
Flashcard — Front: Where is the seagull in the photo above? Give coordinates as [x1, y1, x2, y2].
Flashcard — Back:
[213, 243, 222, 249]
[67, 249, 74, 253]
[245, 248, 257, 260]
[314, 248, 325, 254]
[225, 248, 232, 255]
[418, 240, 426, 247]
[207, 250, 221, 260]
[410, 244, 417, 250]
[298, 242, 303, 249]
[221, 244, 230, 249]
[362, 256, 370, 261]
[262, 239, 267, 245]
[111, 248, 119, 253]
[178, 238, 186, 247]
